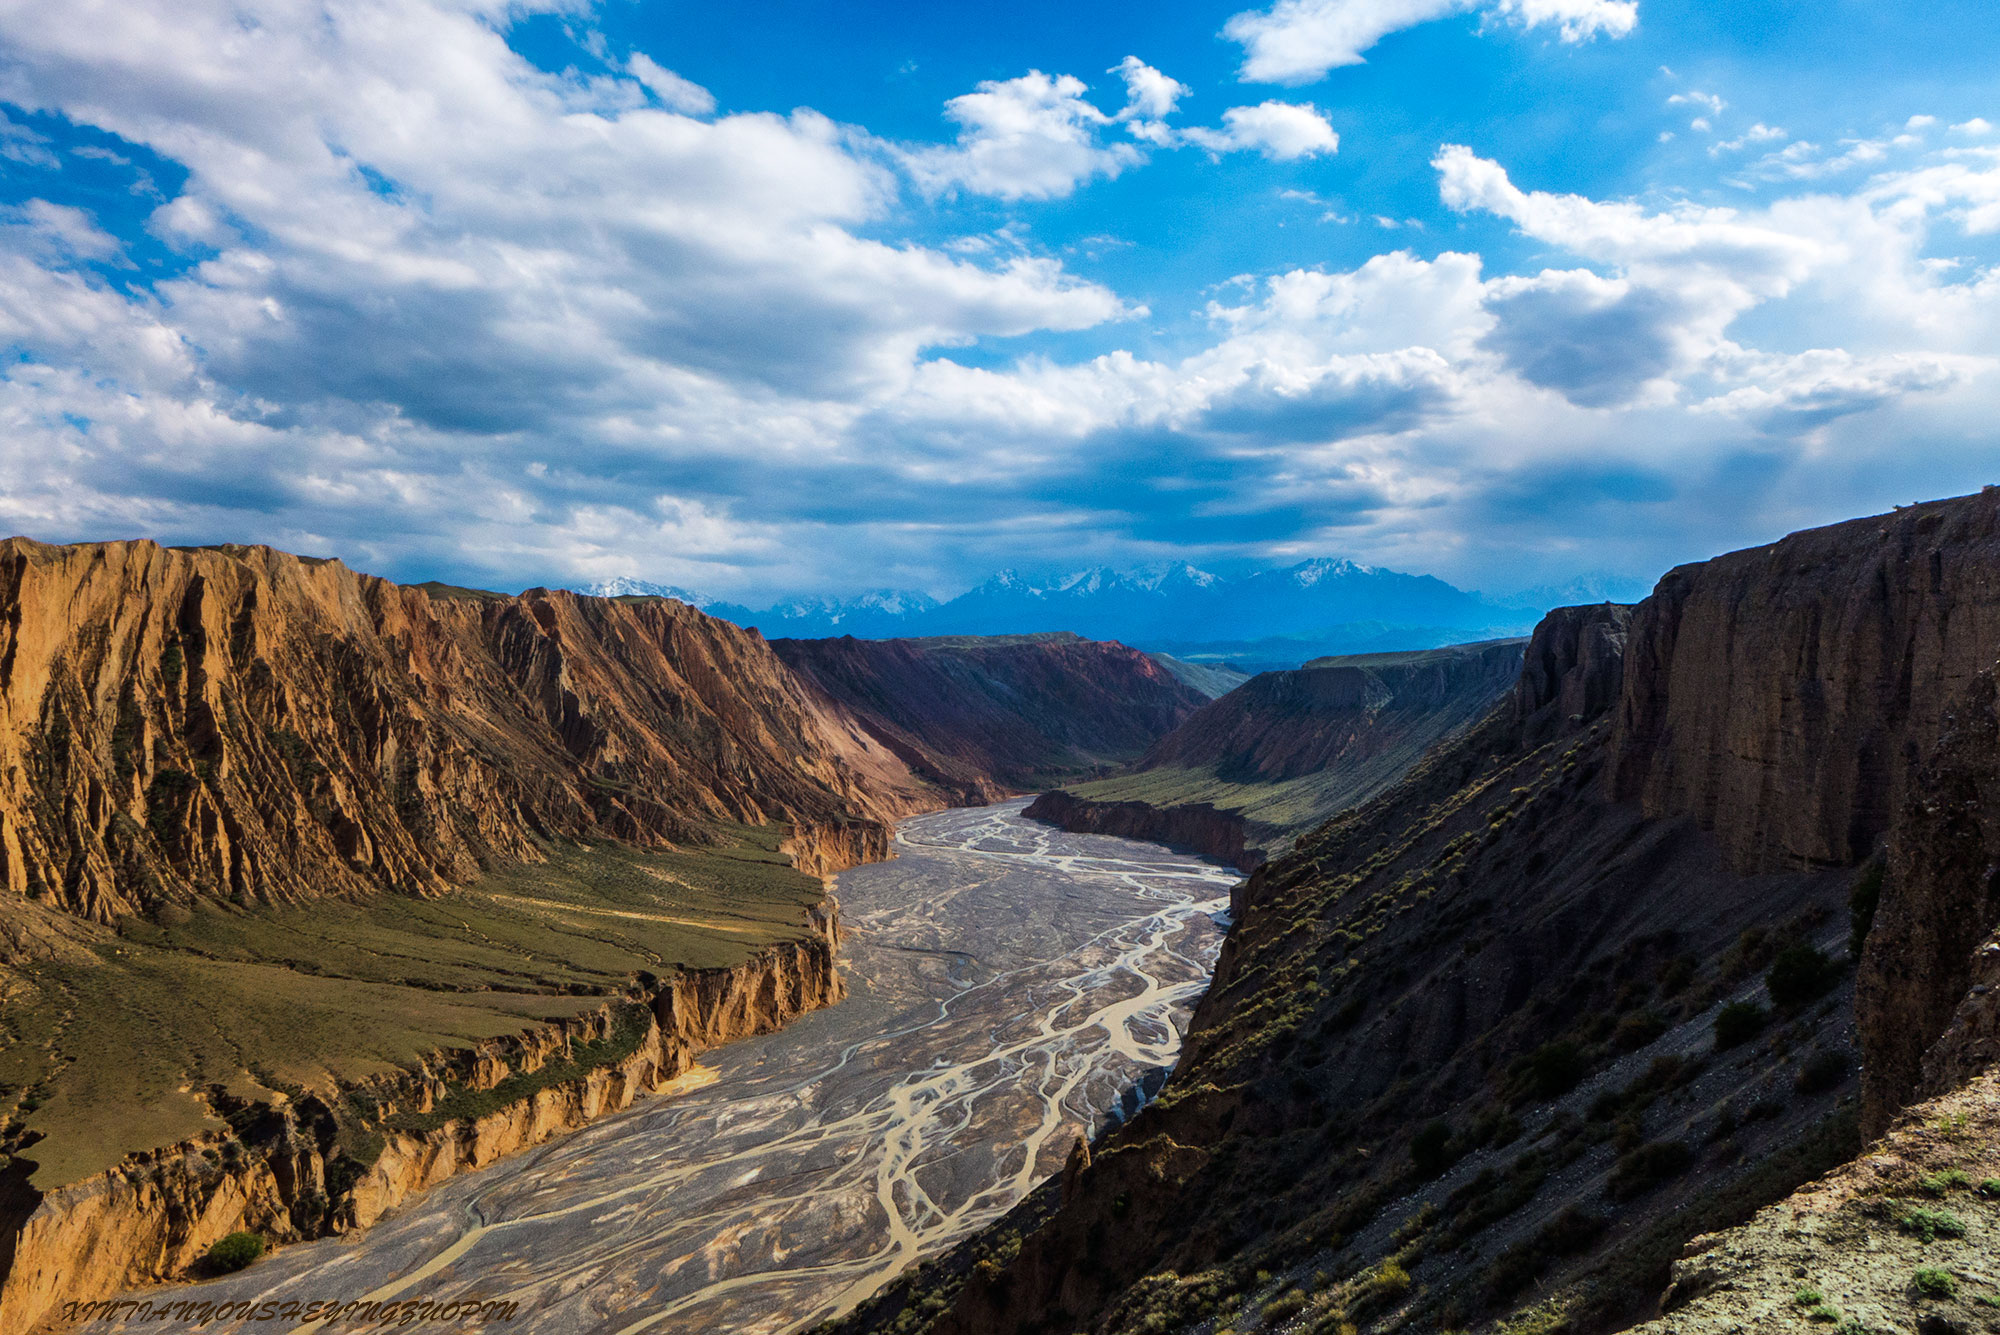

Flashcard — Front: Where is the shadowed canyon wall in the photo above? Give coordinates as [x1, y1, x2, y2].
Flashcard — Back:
[828, 490, 2000, 1335]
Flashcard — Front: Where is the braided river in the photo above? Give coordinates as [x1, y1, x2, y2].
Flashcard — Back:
[133, 800, 1238, 1334]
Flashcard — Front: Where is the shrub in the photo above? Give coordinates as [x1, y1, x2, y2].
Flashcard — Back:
[1714, 1001, 1768, 1049]
[1658, 953, 1698, 996]
[1524, 1040, 1588, 1099]
[1349, 1260, 1412, 1321]
[1412, 1120, 1457, 1178]
[1481, 1209, 1604, 1303]
[1912, 1268, 1958, 1300]
[1612, 1010, 1669, 1053]
[1918, 1169, 1969, 1197]
[1767, 944, 1840, 1009]
[1608, 1140, 1694, 1200]
[1898, 1207, 1967, 1242]
[1260, 1290, 1308, 1324]
[1979, 1178, 2000, 1198]
[205, 1231, 264, 1274]
[1796, 1049, 1849, 1095]
[1794, 1287, 1824, 1307]
[1539, 1207, 1607, 1254]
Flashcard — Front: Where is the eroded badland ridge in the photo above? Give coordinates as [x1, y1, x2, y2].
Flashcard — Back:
[0, 538, 1205, 1329]
[829, 489, 2000, 1335]
[772, 632, 1211, 804]
[1026, 638, 1529, 869]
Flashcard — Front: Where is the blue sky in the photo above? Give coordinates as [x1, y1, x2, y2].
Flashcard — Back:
[0, 0, 1996, 601]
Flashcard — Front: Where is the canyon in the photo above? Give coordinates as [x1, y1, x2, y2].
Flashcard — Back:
[771, 633, 1211, 803]
[56, 805, 1238, 1335]
[0, 538, 1209, 1331]
[832, 489, 2000, 1335]
[12, 488, 2000, 1335]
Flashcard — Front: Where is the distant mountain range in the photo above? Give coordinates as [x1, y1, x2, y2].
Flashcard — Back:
[576, 561, 1652, 668]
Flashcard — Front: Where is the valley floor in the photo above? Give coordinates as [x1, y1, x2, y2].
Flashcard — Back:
[76, 802, 1240, 1334]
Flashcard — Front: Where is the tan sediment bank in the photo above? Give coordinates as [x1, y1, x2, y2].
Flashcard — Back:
[2, 897, 846, 1333]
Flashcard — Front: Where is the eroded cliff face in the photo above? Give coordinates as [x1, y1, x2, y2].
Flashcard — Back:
[1856, 670, 2000, 1136]
[771, 633, 1209, 799]
[0, 923, 843, 1333]
[1604, 490, 2000, 874]
[0, 538, 928, 932]
[1511, 603, 1633, 747]
[1022, 791, 1262, 871]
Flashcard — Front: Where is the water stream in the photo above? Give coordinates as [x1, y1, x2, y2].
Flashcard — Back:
[130, 800, 1238, 1334]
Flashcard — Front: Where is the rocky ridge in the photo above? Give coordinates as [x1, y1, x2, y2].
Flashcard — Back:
[1027, 638, 1527, 866]
[771, 632, 1210, 802]
[826, 489, 2000, 1335]
[0, 537, 931, 932]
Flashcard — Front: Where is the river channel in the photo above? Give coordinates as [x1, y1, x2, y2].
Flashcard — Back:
[127, 800, 1239, 1334]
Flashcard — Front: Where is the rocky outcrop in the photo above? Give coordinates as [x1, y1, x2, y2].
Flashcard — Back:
[1856, 670, 2000, 1135]
[771, 633, 1209, 799]
[782, 818, 893, 880]
[1023, 790, 1264, 871]
[1605, 489, 2000, 874]
[1624, 1067, 2000, 1335]
[0, 923, 842, 1333]
[0, 537, 932, 934]
[1510, 603, 1633, 746]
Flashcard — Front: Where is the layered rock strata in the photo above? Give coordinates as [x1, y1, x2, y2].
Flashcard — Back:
[0, 537, 935, 931]
[1026, 637, 1527, 859]
[0, 917, 842, 1332]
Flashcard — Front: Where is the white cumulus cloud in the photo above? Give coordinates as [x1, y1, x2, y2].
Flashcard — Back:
[907, 65, 1337, 197]
[1224, 0, 1636, 85]
[903, 71, 1143, 201]
[1183, 102, 1339, 160]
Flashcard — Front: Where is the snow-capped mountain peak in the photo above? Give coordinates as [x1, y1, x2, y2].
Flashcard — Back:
[578, 577, 715, 606]
[1287, 557, 1375, 587]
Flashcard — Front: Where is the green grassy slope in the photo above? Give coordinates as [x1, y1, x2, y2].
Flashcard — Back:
[0, 828, 823, 1190]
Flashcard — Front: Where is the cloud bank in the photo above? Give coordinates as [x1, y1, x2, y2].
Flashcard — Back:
[0, 0, 1992, 602]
